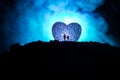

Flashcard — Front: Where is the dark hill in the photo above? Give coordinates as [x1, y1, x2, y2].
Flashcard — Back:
[0, 41, 120, 72]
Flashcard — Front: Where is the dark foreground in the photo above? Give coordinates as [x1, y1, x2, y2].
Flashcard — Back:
[0, 40, 120, 72]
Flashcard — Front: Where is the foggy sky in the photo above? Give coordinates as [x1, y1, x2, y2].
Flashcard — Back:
[0, 0, 120, 52]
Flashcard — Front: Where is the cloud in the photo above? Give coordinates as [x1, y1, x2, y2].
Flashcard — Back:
[0, 0, 118, 51]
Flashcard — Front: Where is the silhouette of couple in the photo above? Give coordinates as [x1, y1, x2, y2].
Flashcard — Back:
[63, 34, 69, 41]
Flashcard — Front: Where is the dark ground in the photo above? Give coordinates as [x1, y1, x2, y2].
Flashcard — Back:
[0, 40, 120, 73]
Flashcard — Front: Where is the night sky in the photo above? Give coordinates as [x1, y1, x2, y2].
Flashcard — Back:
[0, 0, 120, 52]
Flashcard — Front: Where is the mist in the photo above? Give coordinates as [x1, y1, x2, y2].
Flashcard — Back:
[1, 0, 118, 51]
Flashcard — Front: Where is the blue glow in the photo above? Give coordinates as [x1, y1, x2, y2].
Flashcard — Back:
[43, 10, 113, 44]
[3, 0, 118, 47]
[75, 0, 104, 11]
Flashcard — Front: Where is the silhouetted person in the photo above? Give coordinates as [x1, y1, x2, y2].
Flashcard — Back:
[63, 34, 66, 41]
[67, 35, 69, 41]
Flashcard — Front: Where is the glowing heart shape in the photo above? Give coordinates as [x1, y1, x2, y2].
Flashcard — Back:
[52, 22, 82, 41]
